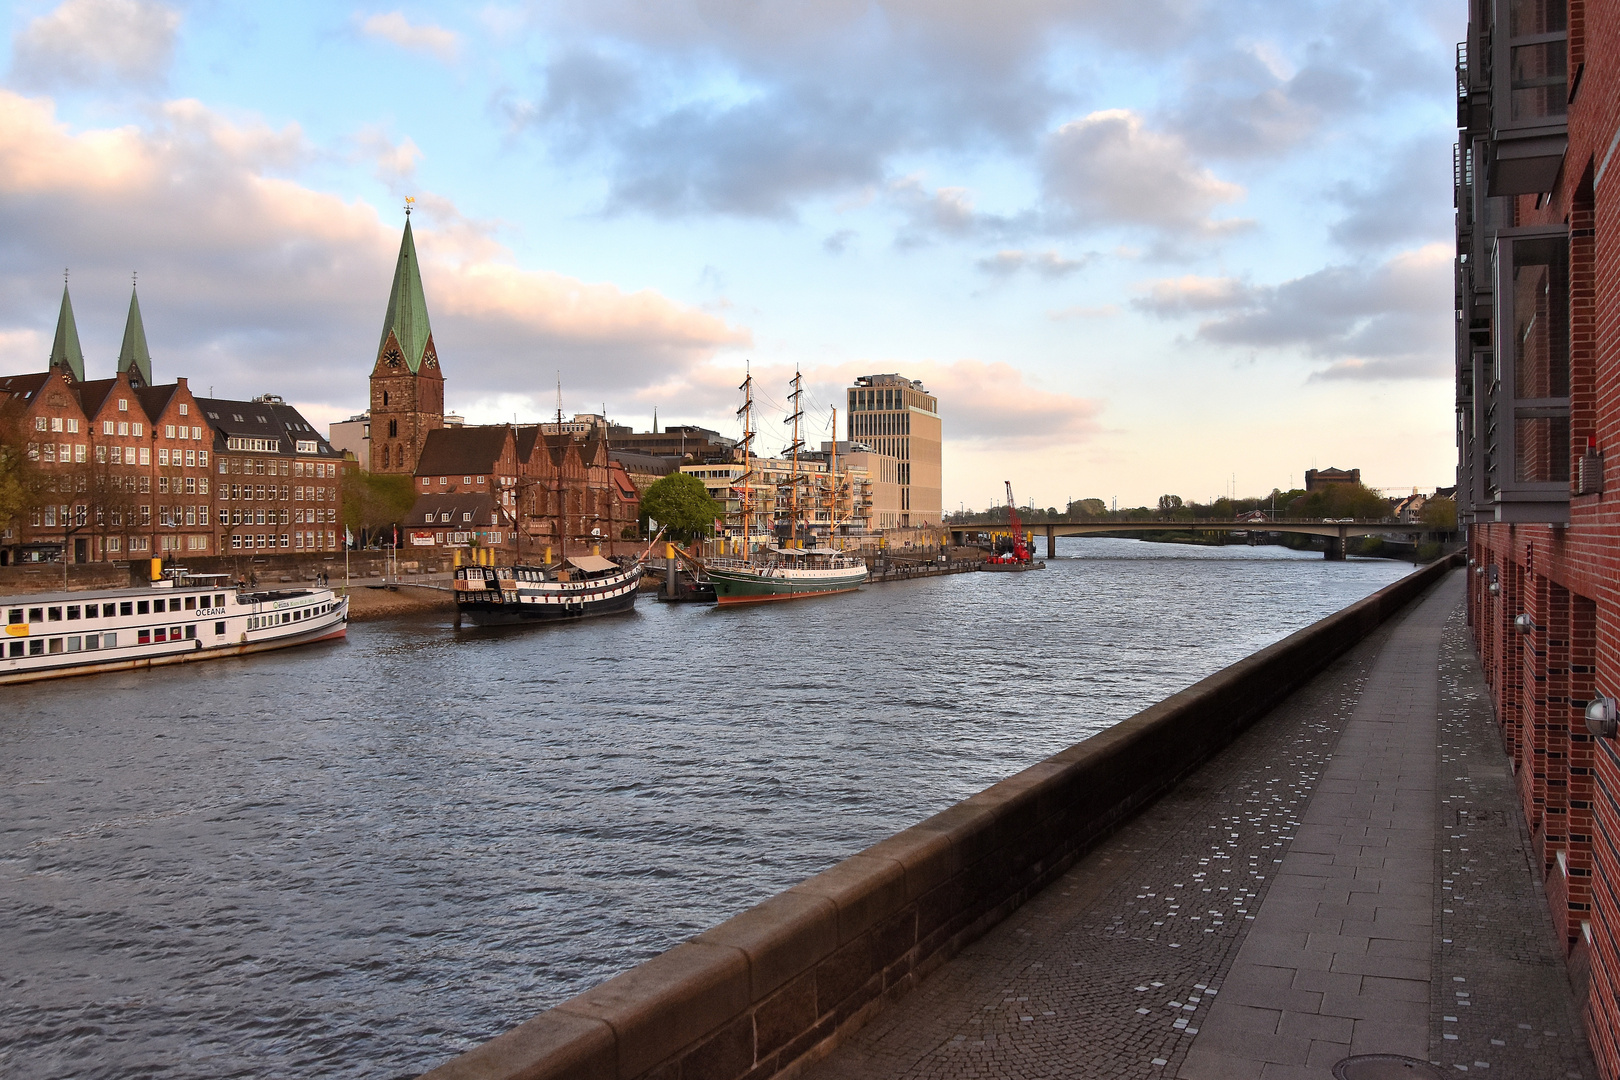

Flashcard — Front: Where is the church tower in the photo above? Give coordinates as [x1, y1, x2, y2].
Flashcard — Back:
[118, 281, 153, 388]
[47, 280, 85, 383]
[369, 210, 445, 474]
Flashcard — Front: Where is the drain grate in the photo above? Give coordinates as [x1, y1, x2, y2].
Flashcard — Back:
[1332, 1055, 1448, 1080]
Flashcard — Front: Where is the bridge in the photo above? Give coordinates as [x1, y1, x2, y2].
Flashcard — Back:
[948, 518, 1438, 560]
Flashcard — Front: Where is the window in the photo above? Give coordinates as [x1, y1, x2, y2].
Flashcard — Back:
[193, 427, 201, 440]
[138, 630, 151, 644]
[165, 425, 176, 438]
[139, 448, 150, 465]
[102, 421, 114, 435]
[439, 476, 447, 486]
[463, 512, 473, 522]
[137, 601, 150, 615]
[184, 450, 195, 467]
[74, 444, 85, 463]
[118, 398, 128, 412]
[158, 449, 169, 466]
[159, 477, 169, 494]
[96, 445, 106, 463]
[185, 477, 196, 494]
[388, 419, 398, 437]
[50, 417, 62, 433]
[132, 423, 142, 436]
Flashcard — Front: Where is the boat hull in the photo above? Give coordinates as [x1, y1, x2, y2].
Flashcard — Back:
[454, 563, 644, 625]
[708, 565, 869, 605]
[979, 560, 1047, 572]
[457, 587, 639, 624]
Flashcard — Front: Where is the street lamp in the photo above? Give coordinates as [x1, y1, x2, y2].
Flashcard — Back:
[1586, 695, 1618, 739]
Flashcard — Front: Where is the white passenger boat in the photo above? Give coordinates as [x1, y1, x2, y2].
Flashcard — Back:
[0, 566, 349, 685]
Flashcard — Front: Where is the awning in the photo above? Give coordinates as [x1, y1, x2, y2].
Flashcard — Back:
[567, 554, 618, 573]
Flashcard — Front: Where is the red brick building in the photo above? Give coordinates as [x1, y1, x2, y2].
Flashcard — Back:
[1455, 0, 1620, 1068]
[0, 283, 349, 563]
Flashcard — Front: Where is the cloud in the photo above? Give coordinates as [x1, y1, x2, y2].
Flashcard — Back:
[1327, 134, 1453, 252]
[822, 229, 856, 255]
[1048, 304, 1118, 320]
[497, 1, 1200, 219]
[0, 90, 746, 413]
[359, 12, 460, 64]
[1134, 245, 1453, 379]
[905, 359, 1103, 443]
[9, 0, 180, 90]
[353, 125, 423, 187]
[1040, 110, 1250, 239]
[976, 249, 1093, 279]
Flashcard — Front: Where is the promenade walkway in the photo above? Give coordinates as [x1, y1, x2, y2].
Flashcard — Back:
[803, 571, 1595, 1079]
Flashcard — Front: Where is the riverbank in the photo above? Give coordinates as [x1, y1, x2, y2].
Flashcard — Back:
[341, 582, 454, 621]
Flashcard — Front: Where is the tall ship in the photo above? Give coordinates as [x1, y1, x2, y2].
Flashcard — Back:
[706, 369, 870, 606]
[452, 553, 644, 624]
[0, 563, 348, 686]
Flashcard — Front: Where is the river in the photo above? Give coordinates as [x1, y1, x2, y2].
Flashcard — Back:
[0, 540, 1414, 1078]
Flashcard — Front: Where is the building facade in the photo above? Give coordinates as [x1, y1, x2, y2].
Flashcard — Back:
[0, 284, 347, 561]
[368, 213, 445, 475]
[845, 373, 941, 526]
[1453, 0, 1620, 1069]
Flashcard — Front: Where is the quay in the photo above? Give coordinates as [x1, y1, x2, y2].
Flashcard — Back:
[424, 560, 1593, 1080]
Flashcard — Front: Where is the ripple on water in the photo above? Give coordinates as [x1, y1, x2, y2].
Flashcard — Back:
[0, 540, 1412, 1078]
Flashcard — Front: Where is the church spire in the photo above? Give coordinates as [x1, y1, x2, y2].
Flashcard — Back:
[118, 277, 153, 388]
[47, 276, 85, 382]
[376, 212, 437, 373]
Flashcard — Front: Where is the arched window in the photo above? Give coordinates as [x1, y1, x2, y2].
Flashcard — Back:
[388, 419, 398, 438]
[382, 391, 390, 406]
[382, 445, 390, 469]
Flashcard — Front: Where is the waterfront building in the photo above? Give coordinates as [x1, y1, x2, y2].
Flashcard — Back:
[821, 441, 902, 531]
[328, 412, 369, 470]
[1303, 467, 1360, 491]
[0, 283, 349, 562]
[1452, 0, 1620, 1068]
[845, 373, 941, 526]
[608, 422, 737, 463]
[405, 422, 639, 556]
[198, 394, 348, 554]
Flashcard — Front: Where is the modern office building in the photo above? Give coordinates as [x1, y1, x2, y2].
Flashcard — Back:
[1453, 0, 1620, 1067]
[845, 373, 941, 526]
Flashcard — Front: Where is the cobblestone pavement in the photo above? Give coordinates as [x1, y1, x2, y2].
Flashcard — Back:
[1430, 604, 1594, 1078]
[802, 572, 1594, 1080]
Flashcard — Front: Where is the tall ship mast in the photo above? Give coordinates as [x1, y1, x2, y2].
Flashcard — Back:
[734, 367, 756, 561]
[704, 367, 868, 605]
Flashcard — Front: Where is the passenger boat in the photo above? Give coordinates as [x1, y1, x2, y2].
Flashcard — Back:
[706, 547, 869, 605]
[0, 566, 348, 686]
[452, 554, 643, 624]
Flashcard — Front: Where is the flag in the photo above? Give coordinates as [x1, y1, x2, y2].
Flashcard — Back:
[344, 526, 354, 549]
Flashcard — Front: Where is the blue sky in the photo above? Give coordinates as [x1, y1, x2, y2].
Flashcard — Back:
[0, 0, 1461, 510]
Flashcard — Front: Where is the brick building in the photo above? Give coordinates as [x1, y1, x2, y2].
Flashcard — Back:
[0, 283, 348, 563]
[1453, 0, 1620, 1068]
[368, 210, 445, 475]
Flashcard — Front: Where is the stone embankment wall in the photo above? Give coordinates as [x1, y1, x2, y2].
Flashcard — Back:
[0, 552, 416, 594]
[423, 554, 1462, 1080]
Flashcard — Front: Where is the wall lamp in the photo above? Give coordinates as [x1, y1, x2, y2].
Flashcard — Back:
[1489, 581, 1501, 595]
[1514, 614, 1537, 635]
[1586, 695, 1619, 739]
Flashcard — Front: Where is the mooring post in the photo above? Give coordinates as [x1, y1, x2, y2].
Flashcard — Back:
[1046, 525, 1056, 559]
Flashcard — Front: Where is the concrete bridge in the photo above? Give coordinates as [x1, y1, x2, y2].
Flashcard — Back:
[948, 519, 1436, 560]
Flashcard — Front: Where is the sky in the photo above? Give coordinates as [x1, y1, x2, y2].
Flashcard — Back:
[0, 0, 1462, 511]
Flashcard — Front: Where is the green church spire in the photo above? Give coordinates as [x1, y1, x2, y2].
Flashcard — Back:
[377, 214, 436, 373]
[118, 280, 153, 388]
[47, 279, 85, 383]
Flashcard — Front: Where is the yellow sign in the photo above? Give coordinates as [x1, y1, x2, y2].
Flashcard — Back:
[6, 624, 27, 637]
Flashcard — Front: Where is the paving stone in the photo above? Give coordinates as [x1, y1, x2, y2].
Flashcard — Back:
[797, 573, 1594, 1080]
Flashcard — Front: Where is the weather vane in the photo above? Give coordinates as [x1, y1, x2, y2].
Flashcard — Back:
[404, 195, 415, 217]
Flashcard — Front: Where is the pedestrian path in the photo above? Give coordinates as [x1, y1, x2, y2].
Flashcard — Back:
[802, 571, 1594, 1079]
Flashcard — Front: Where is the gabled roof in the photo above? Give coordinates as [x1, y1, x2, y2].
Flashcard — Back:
[118, 285, 153, 388]
[195, 395, 344, 458]
[76, 378, 119, 418]
[0, 371, 50, 403]
[377, 217, 435, 373]
[135, 383, 178, 423]
[416, 425, 512, 476]
[407, 491, 500, 527]
[48, 284, 85, 383]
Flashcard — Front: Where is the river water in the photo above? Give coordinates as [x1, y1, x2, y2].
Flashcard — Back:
[0, 540, 1413, 1078]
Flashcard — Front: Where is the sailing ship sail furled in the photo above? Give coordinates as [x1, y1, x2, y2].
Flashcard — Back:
[705, 369, 869, 605]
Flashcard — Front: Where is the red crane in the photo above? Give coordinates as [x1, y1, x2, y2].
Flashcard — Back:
[998, 480, 1030, 563]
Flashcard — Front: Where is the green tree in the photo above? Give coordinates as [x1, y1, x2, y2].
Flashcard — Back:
[639, 472, 722, 543]
[0, 411, 43, 538]
[1292, 483, 1390, 520]
[1420, 496, 1457, 531]
[341, 470, 418, 538]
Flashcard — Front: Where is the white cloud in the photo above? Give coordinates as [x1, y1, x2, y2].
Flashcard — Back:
[359, 12, 460, 64]
[9, 0, 180, 89]
[1041, 110, 1250, 239]
[0, 90, 746, 411]
[976, 249, 1093, 279]
[1134, 245, 1453, 380]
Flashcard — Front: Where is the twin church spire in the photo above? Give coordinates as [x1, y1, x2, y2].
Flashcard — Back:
[45, 277, 152, 388]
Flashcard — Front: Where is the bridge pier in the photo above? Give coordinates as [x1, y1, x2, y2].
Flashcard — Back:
[1046, 525, 1056, 559]
[1325, 534, 1347, 560]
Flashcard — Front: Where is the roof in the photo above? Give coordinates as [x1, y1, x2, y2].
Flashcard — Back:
[118, 285, 153, 388]
[48, 284, 85, 382]
[0, 372, 49, 402]
[76, 378, 118, 417]
[195, 395, 344, 458]
[416, 425, 512, 476]
[609, 460, 640, 500]
[610, 449, 683, 476]
[377, 217, 435, 373]
[407, 491, 501, 527]
[135, 383, 177, 423]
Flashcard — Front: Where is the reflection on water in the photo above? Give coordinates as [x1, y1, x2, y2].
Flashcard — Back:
[0, 541, 1412, 1078]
